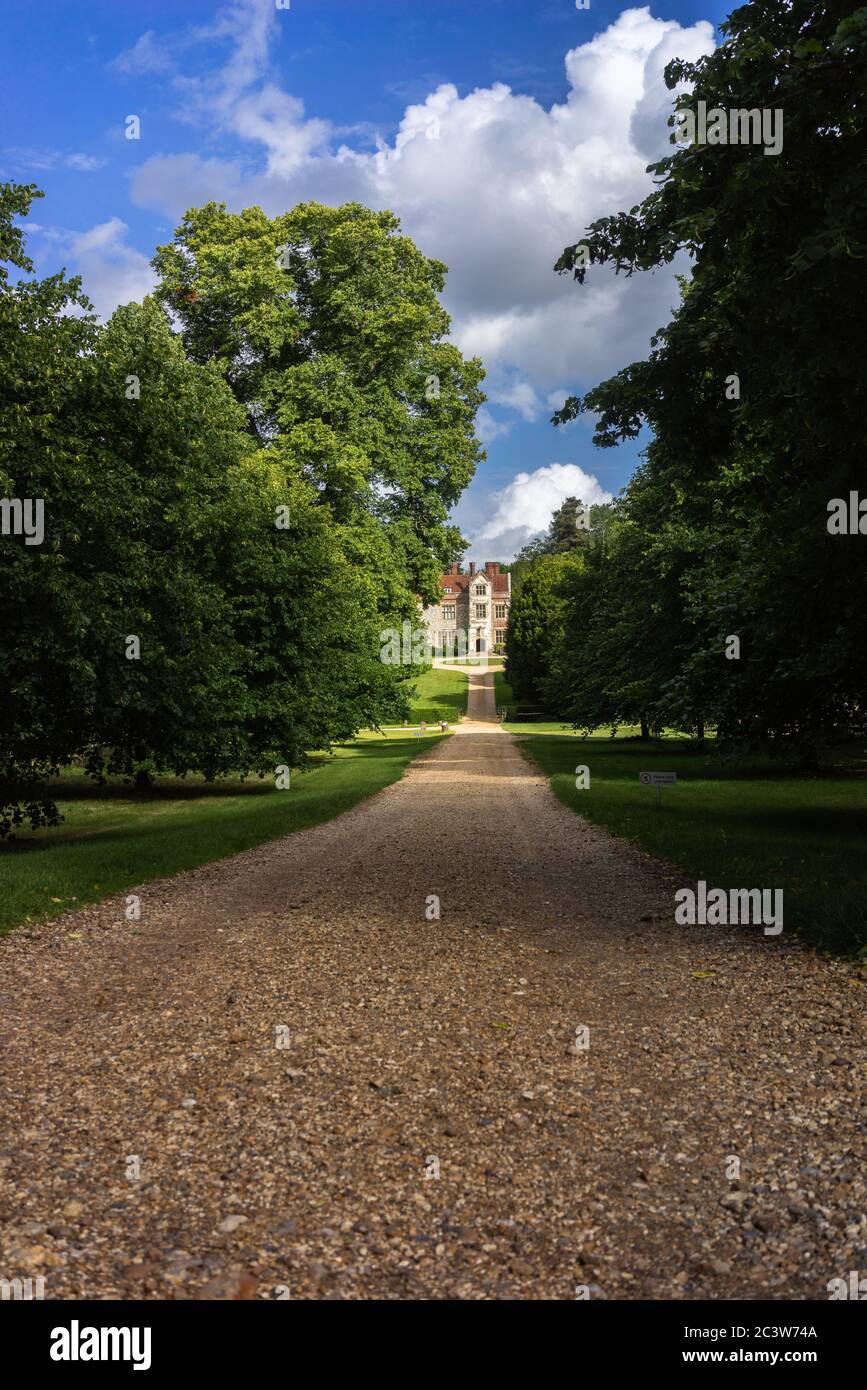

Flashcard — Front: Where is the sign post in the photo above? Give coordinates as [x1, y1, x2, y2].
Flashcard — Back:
[639, 770, 677, 808]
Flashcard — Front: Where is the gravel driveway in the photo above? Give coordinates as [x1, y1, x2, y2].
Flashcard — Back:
[1, 668, 863, 1299]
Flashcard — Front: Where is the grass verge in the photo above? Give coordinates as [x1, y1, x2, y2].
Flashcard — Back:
[513, 729, 867, 958]
[405, 664, 469, 723]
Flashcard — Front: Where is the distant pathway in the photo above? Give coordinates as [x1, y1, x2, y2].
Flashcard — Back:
[464, 662, 498, 720]
[0, 669, 862, 1299]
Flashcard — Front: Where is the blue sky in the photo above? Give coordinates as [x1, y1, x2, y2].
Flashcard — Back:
[1, 0, 731, 559]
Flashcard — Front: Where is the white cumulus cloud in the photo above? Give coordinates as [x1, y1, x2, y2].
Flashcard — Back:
[105, 0, 718, 536]
[473, 462, 614, 556]
[66, 218, 156, 319]
[122, 1, 715, 414]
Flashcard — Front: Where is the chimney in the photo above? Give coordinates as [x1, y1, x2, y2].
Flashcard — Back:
[449, 562, 459, 575]
[485, 561, 499, 576]
[468, 561, 476, 575]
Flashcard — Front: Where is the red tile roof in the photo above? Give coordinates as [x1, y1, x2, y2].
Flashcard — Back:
[438, 571, 509, 596]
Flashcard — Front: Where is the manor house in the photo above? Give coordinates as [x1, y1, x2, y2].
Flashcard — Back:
[422, 561, 511, 655]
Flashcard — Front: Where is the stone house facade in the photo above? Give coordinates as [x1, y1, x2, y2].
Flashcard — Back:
[421, 561, 511, 655]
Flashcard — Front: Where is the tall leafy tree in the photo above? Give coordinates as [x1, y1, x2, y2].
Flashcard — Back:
[0, 183, 96, 832]
[505, 550, 585, 704]
[152, 200, 486, 607]
[553, 0, 867, 757]
[545, 495, 611, 553]
[1, 188, 412, 834]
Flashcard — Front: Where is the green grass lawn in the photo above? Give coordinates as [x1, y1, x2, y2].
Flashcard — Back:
[0, 729, 446, 937]
[404, 663, 469, 723]
[513, 729, 867, 957]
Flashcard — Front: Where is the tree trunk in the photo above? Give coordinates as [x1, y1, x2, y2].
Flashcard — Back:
[640, 713, 649, 740]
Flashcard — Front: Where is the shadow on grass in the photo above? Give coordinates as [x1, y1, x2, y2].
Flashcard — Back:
[0, 738, 441, 858]
[522, 732, 867, 781]
[25, 760, 335, 803]
[517, 733, 867, 955]
[2, 739, 435, 808]
[1, 806, 292, 858]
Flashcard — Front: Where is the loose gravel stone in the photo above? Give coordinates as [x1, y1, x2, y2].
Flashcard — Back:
[0, 669, 863, 1300]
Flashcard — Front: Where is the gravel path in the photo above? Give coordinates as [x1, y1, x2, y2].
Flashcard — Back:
[1, 668, 863, 1300]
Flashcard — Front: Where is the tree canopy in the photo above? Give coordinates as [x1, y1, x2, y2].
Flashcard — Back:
[537, 0, 867, 756]
[152, 200, 485, 607]
[1, 186, 484, 833]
